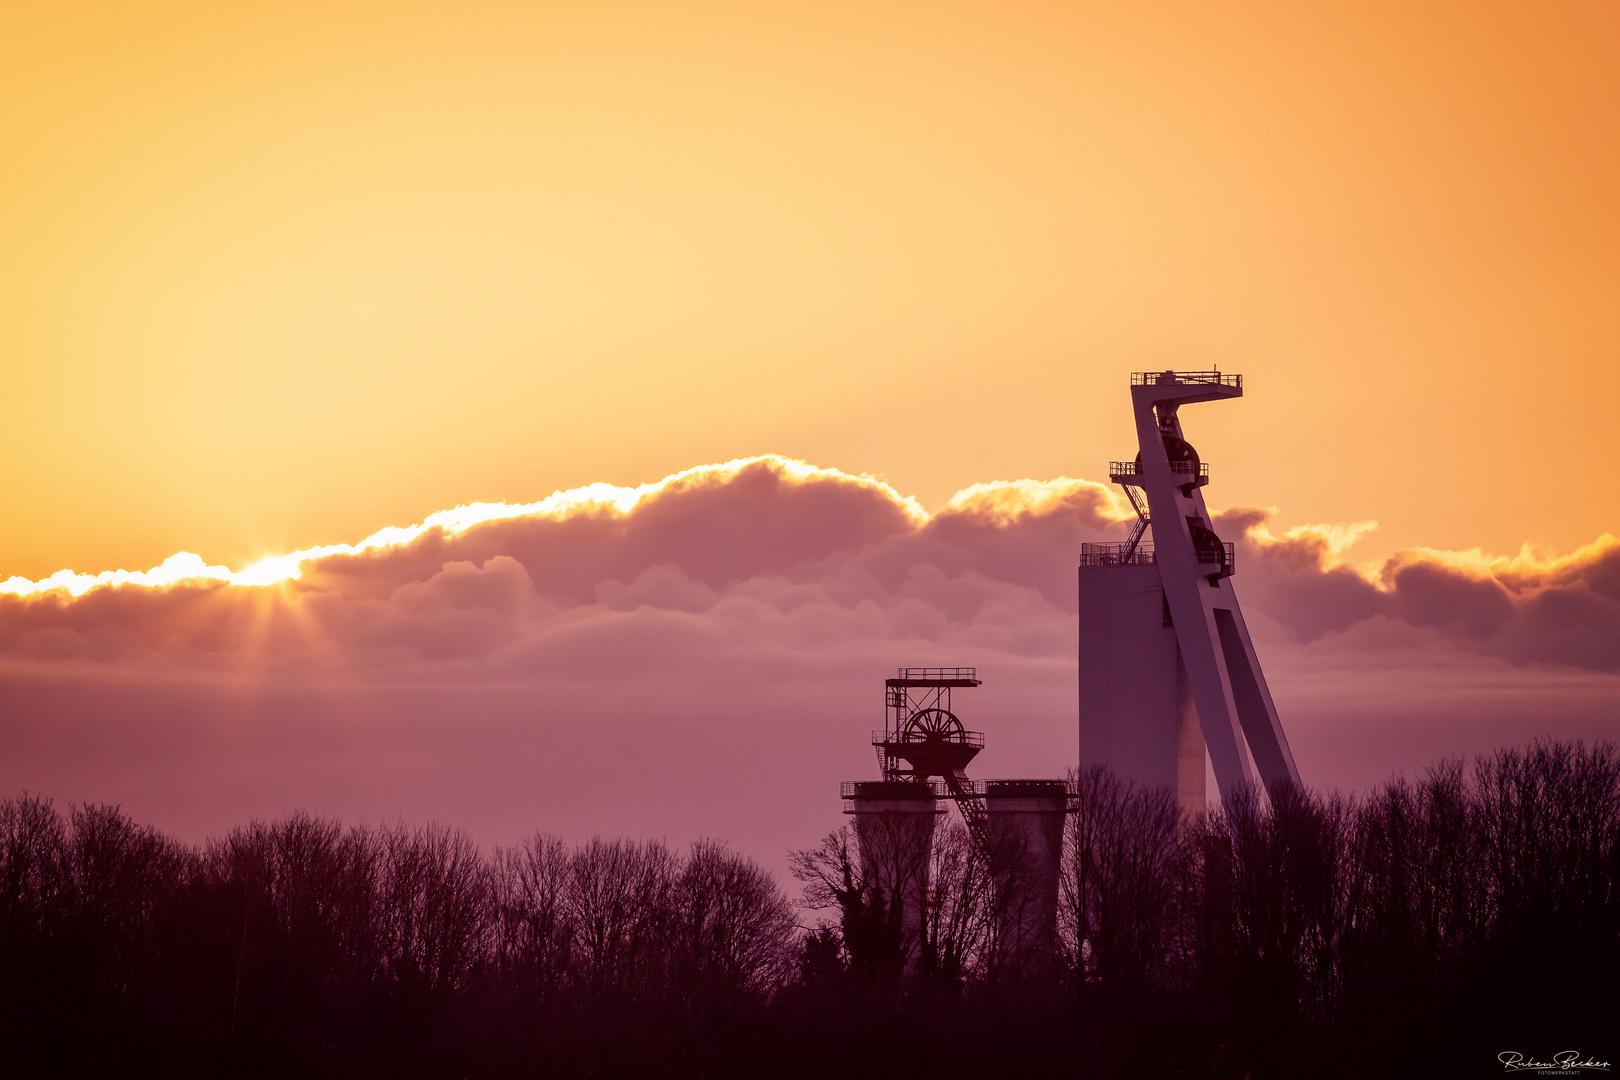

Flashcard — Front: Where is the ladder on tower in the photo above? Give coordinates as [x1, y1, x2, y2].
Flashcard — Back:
[941, 769, 991, 855]
[1121, 483, 1150, 562]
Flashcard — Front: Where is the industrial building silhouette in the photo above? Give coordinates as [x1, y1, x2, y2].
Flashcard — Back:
[842, 668, 1067, 977]
[839, 369, 1300, 977]
[1079, 369, 1300, 806]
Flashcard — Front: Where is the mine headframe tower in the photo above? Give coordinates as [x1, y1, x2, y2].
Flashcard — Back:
[873, 667, 990, 849]
[1079, 369, 1301, 807]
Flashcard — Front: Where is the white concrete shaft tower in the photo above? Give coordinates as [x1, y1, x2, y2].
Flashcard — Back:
[1078, 371, 1301, 806]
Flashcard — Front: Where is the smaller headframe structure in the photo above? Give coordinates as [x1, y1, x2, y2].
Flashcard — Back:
[1079, 370, 1301, 811]
[872, 667, 989, 844]
[844, 668, 1067, 978]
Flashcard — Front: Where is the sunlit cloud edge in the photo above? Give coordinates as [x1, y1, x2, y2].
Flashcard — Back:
[0, 455, 926, 599]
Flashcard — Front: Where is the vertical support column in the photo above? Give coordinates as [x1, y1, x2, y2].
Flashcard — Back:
[984, 780, 1067, 982]
[1174, 653, 1207, 815]
[1212, 607, 1298, 788]
[1131, 388, 1258, 802]
[845, 781, 941, 970]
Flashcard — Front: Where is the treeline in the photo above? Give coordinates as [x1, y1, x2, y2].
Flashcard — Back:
[0, 810, 796, 1077]
[3, 739, 1618, 1078]
[1054, 741, 1620, 1076]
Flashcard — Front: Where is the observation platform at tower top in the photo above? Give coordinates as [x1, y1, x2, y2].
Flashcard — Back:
[1130, 370, 1242, 389]
[1130, 370, 1244, 403]
[886, 666, 981, 688]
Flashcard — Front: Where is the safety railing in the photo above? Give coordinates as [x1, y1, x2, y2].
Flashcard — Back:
[841, 780, 948, 799]
[966, 779, 1072, 797]
[1108, 461, 1209, 478]
[892, 666, 978, 681]
[1079, 541, 1235, 570]
[1080, 541, 1157, 566]
[872, 730, 987, 749]
[1131, 370, 1241, 389]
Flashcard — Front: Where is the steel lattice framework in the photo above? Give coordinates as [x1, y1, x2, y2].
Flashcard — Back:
[872, 668, 991, 850]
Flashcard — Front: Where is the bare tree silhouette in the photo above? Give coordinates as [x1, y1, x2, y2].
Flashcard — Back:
[0, 738, 1615, 1078]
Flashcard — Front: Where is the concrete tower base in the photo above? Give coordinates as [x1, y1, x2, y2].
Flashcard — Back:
[984, 780, 1067, 981]
[1078, 562, 1206, 814]
[843, 780, 942, 967]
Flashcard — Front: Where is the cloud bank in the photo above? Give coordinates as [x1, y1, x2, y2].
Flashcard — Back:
[2, 456, 1615, 872]
[1218, 509, 1620, 673]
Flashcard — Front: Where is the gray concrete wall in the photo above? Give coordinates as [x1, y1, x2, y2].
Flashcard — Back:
[984, 782, 1067, 981]
[1078, 563, 1206, 813]
[846, 781, 940, 968]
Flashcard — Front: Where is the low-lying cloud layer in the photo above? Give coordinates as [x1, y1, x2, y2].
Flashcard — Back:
[1219, 509, 1620, 673]
[2, 457, 1615, 871]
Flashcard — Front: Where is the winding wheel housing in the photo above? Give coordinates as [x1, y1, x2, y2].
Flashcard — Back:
[873, 668, 991, 850]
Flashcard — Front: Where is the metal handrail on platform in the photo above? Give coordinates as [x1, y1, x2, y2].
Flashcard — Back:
[1079, 541, 1236, 570]
[1108, 460, 1209, 478]
[1130, 370, 1242, 389]
[890, 666, 978, 682]
[871, 730, 986, 749]
[966, 779, 1072, 797]
[841, 780, 947, 799]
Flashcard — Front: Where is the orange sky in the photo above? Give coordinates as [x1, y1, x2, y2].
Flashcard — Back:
[3, 0, 1616, 581]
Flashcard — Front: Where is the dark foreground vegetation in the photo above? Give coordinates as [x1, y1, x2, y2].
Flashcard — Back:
[3, 739, 1617, 1078]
